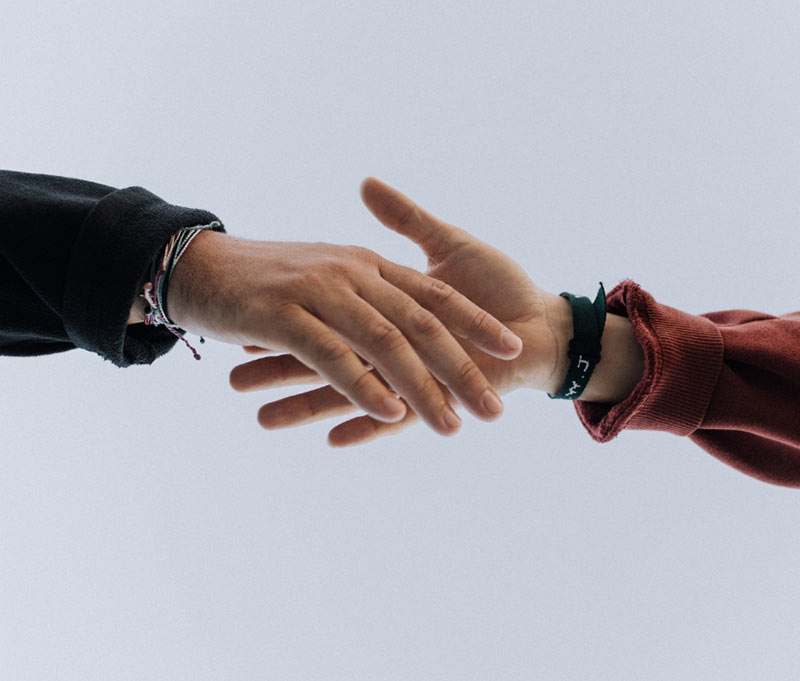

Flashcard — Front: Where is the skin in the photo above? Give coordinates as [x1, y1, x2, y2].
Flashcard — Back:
[130, 201, 526, 435]
[228, 177, 647, 447]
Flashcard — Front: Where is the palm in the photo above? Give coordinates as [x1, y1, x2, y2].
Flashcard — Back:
[428, 239, 539, 325]
[421, 235, 559, 396]
[234, 178, 563, 445]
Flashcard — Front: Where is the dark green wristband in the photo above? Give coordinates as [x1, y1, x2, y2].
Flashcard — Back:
[547, 282, 607, 400]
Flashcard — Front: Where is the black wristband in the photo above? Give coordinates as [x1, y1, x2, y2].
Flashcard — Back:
[547, 282, 607, 400]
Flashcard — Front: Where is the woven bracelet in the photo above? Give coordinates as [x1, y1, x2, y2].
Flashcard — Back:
[141, 220, 222, 360]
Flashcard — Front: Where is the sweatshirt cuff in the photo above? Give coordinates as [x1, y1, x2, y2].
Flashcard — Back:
[63, 186, 225, 368]
[573, 280, 724, 442]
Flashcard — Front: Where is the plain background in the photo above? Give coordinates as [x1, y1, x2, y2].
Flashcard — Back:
[2, 1, 799, 679]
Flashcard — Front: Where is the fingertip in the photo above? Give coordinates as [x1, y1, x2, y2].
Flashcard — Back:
[257, 408, 277, 430]
[441, 405, 462, 434]
[373, 394, 407, 423]
[480, 389, 504, 419]
[475, 342, 522, 362]
[360, 176, 380, 201]
[501, 330, 523, 354]
[229, 367, 245, 392]
[481, 331, 523, 360]
[328, 425, 361, 448]
[327, 432, 347, 448]
[499, 347, 523, 360]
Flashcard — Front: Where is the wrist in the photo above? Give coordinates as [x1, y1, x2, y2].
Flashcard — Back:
[541, 293, 572, 395]
[540, 292, 645, 403]
[165, 228, 222, 333]
[488, 292, 570, 395]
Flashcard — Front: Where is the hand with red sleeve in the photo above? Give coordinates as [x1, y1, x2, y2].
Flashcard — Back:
[227, 177, 647, 445]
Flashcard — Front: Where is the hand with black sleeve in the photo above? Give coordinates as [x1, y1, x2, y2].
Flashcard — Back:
[0, 169, 524, 435]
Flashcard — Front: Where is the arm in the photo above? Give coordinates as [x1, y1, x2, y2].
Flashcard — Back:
[233, 177, 800, 488]
[574, 280, 800, 488]
[3, 168, 522, 438]
[0, 169, 222, 366]
[139, 227, 526, 435]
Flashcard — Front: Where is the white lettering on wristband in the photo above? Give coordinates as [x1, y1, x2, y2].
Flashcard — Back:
[565, 380, 582, 398]
[577, 356, 590, 373]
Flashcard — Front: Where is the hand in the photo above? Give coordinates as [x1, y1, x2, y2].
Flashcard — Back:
[167, 220, 525, 435]
[229, 177, 574, 445]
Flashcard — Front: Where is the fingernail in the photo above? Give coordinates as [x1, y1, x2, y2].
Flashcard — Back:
[383, 395, 406, 420]
[481, 389, 503, 414]
[502, 330, 523, 352]
[442, 405, 461, 430]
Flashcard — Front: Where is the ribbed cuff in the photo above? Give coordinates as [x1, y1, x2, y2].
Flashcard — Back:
[63, 186, 224, 367]
[573, 280, 724, 442]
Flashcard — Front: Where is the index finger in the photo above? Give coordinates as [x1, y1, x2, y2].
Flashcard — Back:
[277, 307, 408, 424]
[379, 260, 523, 359]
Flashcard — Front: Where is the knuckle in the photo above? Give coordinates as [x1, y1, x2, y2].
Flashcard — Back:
[397, 201, 419, 228]
[301, 270, 327, 289]
[348, 244, 377, 261]
[313, 251, 356, 279]
[271, 303, 304, 333]
[454, 357, 483, 386]
[370, 322, 407, 353]
[470, 308, 492, 333]
[313, 336, 350, 365]
[408, 306, 444, 339]
[301, 391, 322, 418]
[336, 246, 379, 276]
[314, 264, 347, 287]
[347, 368, 376, 398]
[427, 278, 456, 305]
[416, 372, 445, 405]
[228, 367, 245, 391]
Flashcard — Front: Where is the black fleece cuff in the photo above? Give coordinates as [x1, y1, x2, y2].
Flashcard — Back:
[62, 186, 225, 368]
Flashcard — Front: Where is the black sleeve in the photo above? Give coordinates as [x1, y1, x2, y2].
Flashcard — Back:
[0, 169, 226, 368]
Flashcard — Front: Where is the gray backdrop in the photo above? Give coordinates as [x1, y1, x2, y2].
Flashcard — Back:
[1, 1, 799, 679]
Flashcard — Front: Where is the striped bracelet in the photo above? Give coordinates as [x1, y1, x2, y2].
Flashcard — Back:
[141, 220, 222, 360]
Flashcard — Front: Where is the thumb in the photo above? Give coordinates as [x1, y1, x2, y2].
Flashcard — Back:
[360, 177, 467, 264]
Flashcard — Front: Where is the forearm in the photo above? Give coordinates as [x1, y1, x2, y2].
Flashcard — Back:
[544, 294, 646, 404]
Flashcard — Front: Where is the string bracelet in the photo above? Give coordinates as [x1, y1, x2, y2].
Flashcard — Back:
[141, 220, 222, 360]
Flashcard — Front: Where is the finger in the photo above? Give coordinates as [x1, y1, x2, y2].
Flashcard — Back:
[360, 177, 468, 264]
[277, 307, 407, 424]
[357, 279, 505, 421]
[257, 363, 393, 428]
[379, 259, 523, 359]
[258, 385, 358, 429]
[229, 354, 323, 392]
[329, 408, 422, 447]
[316, 290, 463, 435]
[242, 345, 276, 354]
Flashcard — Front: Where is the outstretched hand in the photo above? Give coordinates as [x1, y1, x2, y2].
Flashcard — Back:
[166, 190, 527, 436]
[229, 177, 571, 446]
